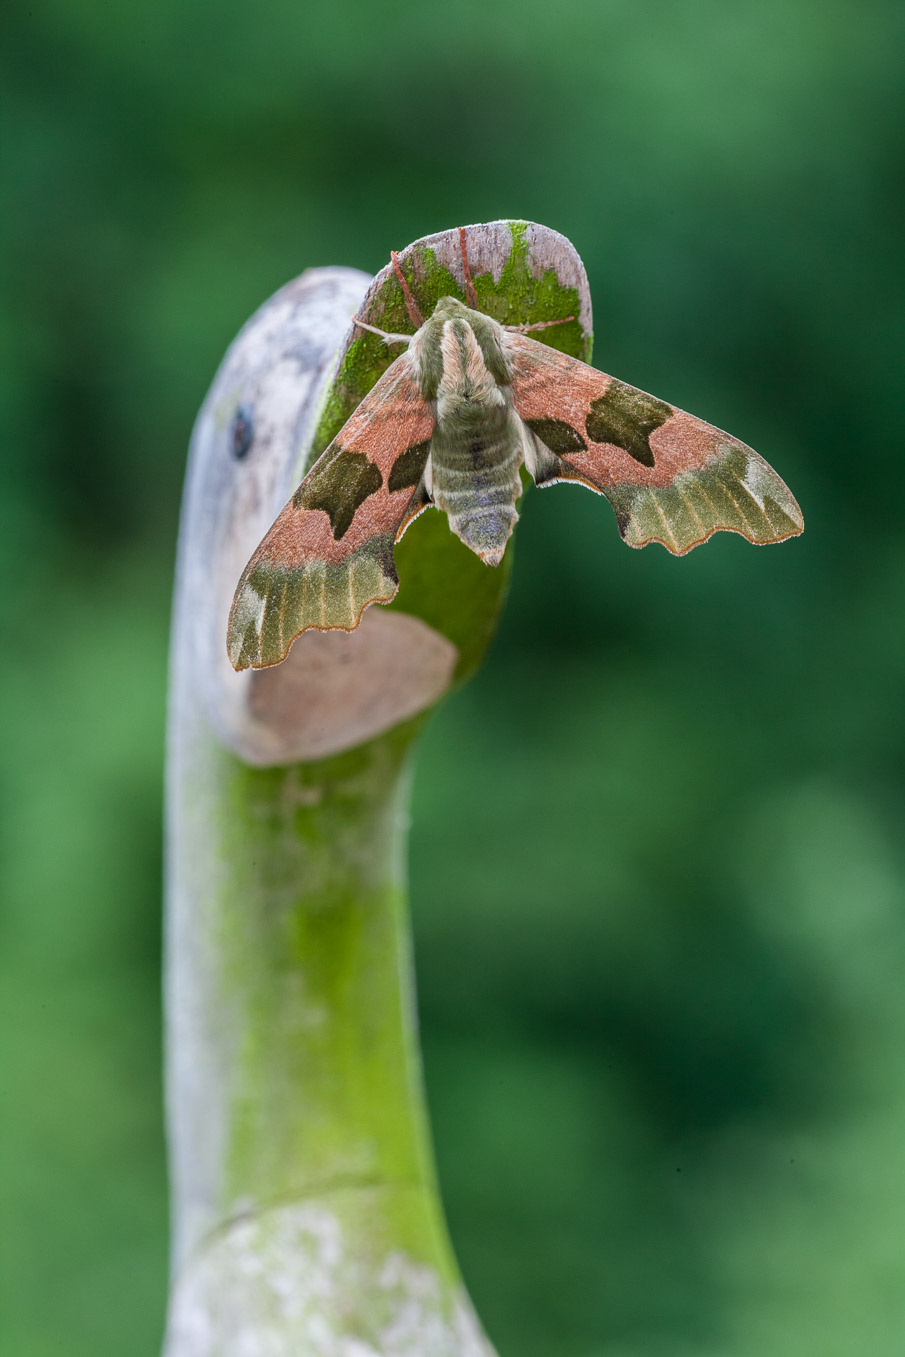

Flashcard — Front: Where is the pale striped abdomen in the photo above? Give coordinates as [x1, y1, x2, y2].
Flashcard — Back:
[429, 401, 524, 566]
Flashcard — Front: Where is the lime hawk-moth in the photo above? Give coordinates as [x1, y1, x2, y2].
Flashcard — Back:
[228, 228, 803, 672]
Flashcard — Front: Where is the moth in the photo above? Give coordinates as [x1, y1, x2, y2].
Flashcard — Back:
[228, 229, 803, 671]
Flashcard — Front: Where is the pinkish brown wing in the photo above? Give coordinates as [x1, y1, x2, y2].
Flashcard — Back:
[507, 333, 803, 555]
[228, 353, 434, 670]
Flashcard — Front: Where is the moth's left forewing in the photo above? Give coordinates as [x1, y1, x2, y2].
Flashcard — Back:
[507, 333, 804, 555]
[228, 356, 434, 670]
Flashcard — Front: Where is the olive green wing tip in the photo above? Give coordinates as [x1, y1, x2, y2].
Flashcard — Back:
[226, 547, 399, 672]
[612, 445, 804, 556]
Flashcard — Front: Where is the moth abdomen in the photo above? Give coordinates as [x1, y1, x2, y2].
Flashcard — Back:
[439, 480, 521, 564]
[431, 402, 524, 564]
[453, 513, 518, 566]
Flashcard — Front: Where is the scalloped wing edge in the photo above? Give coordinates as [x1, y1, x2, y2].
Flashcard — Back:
[227, 535, 399, 671]
[533, 436, 803, 556]
[611, 443, 803, 554]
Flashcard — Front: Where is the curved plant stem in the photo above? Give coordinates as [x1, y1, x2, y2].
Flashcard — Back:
[163, 224, 592, 1355]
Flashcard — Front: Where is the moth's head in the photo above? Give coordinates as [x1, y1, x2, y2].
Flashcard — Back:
[429, 295, 474, 321]
[417, 294, 510, 396]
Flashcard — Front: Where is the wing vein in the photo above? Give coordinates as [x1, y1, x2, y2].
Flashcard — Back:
[676, 485, 706, 534]
[650, 492, 680, 552]
[300, 568, 310, 632]
[720, 482, 760, 533]
[692, 482, 720, 520]
[278, 580, 288, 655]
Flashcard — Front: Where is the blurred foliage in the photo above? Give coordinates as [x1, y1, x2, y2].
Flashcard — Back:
[2, 0, 904, 1353]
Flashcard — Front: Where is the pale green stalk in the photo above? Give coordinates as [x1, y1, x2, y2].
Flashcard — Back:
[163, 224, 592, 1355]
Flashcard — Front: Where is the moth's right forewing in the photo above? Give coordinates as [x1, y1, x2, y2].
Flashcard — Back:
[228, 355, 434, 670]
[507, 334, 803, 555]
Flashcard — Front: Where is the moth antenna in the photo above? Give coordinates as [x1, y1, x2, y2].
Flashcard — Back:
[505, 314, 576, 333]
[352, 316, 413, 346]
[390, 251, 425, 328]
[459, 226, 479, 309]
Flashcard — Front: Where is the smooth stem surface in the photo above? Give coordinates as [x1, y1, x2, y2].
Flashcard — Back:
[213, 730, 439, 1222]
[166, 706, 482, 1351]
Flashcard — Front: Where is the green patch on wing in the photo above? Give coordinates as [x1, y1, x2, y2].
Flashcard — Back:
[586, 382, 672, 468]
[295, 447, 383, 540]
[387, 439, 431, 493]
[605, 445, 804, 555]
[228, 538, 398, 670]
[525, 416, 587, 455]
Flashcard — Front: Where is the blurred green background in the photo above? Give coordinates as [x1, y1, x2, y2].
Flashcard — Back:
[2, 0, 904, 1352]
